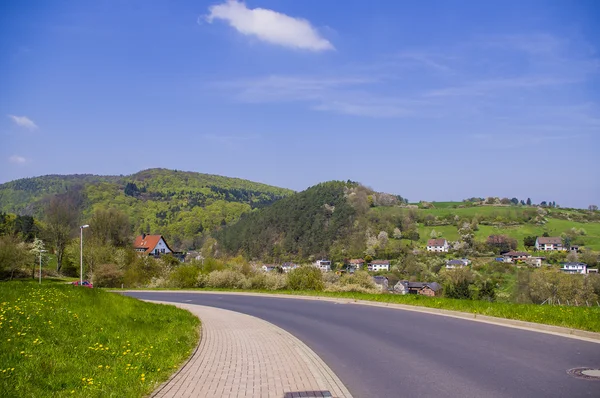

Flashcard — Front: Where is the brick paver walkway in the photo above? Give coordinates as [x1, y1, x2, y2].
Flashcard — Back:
[147, 301, 353, 398]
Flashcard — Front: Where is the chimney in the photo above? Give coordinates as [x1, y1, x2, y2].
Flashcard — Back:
[142, 233, 146, 240]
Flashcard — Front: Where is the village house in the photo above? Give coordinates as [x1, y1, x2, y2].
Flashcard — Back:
[347, 259, 365, 272]
[261, 264, 277, 272]
[427, 238, 449, 252]
[502, 251, 532, 262]
[372, 276, 389, 290]
[445, 259, 470, 269]
[369, 260, 390, 272]
[560, 262, 588, 274]
[535, 237, 564, 251]
[394, 281, 442, 297]
[314, 259, 332, 272]
[281, 262, 298, 273]
[525, 257, 544, 267]
[133, 234, 173, 256]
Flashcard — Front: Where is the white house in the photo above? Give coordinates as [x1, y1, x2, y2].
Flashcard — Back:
[560, 262, 587, 274]
[281, 262, 298, 273]
[314, 259, 331, 272]
[427, 239, 449, 252]
[535, 237, 564, 251]
[445, 259, 470, 269]
[133, 234, 173, 256]
[369, 260, 390, 272]
[526, 257, 544, 267]
[502, 251, 532, 263]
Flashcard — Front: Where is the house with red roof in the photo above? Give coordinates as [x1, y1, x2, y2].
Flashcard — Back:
[133, 234, 173, 256]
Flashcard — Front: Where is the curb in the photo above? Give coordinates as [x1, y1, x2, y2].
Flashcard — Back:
[116, 290, 600, 344]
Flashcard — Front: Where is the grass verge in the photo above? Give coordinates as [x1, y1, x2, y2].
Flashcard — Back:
[0, 281, 199, 398]
[122, 287, 600, 333]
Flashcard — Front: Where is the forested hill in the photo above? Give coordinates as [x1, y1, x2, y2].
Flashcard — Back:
[0, 168, 294, 248]
[214, 181, 365, 260]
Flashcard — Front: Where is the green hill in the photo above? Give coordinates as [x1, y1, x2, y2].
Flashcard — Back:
[0, 168, 294, 248]
[215, 190, 600, 261]
[214, 181, 361, 260]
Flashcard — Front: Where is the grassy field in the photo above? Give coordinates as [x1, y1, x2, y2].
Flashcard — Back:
[0, 281, 199, 398]
[417, 219, 600, 250]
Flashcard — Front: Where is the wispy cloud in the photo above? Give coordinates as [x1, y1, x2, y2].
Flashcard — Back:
[425, 76, 578, 97]
[205, 0, 333, 51]
[8, 115, 38, 130]
[8, 155, 27, 164]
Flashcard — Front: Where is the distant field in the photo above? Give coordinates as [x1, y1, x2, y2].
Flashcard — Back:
[419, 218, 600, 250]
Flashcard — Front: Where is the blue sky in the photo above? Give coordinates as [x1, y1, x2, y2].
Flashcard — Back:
[1, 0, 599, 208]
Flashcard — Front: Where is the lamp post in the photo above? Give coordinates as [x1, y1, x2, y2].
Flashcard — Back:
[39, 249, 47, 284]
[80, 225, 89, 284]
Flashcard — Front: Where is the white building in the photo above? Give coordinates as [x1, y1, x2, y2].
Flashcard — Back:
[427, 239, 449, 252]
[314, 260, 331, 272]
[560, 262, 587, 274]
[369, 260, 390, 272]
[535, 237, 564, 251]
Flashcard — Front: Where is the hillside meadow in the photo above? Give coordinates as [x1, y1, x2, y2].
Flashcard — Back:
[0, 281, 199, 397]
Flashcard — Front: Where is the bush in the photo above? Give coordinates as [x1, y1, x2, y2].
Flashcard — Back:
[325, 283, 380, 294]
[169, 265, 201, 288]
[264, 273, 287, 290]
[339, 271, 377, 289]
[287, 266, 324, 291]
[206, 269, 247, 289]
[91, 263, 124, 288]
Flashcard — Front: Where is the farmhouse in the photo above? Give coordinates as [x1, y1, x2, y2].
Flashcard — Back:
[133, 234, 173, 256]
[394, 281, 442, 296]
[369, 260, 390, 272]
[427, 239, 449, 252]
[347, 259, 365, 272]
[502, 251, 532, 262]
[372, 276, 389, 290]
[560, 262, 588, 274]
[445, 259, 470, 269]
[535, 237, 564, 251]
[314, 259, 332, 272]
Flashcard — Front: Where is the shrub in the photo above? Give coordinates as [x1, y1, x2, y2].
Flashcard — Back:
[206, 269, 247, 289]
[169, 265, 201, 288]
[92, 263, 124, 288]
[287, 266, 324, 291]
[264, 273, 287, 290]
[325, 283, 380, 294]
[339, 271, 377, 289]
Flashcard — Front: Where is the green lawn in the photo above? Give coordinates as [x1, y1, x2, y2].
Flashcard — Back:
[0, 281, 199, 398]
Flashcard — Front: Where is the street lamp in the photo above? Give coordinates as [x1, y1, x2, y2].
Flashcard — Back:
[80, 225, 89, 284]
[39, 249, 47, 284]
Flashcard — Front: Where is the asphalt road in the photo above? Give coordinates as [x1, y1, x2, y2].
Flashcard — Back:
[123, 292, 600, 398]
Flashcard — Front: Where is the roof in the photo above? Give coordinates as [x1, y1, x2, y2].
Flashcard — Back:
[396, 281, 442, 291]
[446, 259, 466, 265]
[561, 262, 587, 266]
[133, 234, 172, 254]
[427, 239, 447, 246]
[503, 251, 531, 257]
[371, 260, 390, 265]
[536, 237, 562, 245]
[373, 276, 388, 284]
[349, 259, 365, 264]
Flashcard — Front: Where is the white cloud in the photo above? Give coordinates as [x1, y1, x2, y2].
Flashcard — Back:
[8, 115, 38, 130]
[8, 155, 27, 164]
[205, 0, 333, 51]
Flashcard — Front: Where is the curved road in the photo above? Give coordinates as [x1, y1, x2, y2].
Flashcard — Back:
[124, 292, 600, 398]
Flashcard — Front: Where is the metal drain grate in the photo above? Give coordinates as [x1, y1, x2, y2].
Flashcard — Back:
[567, 367, 600, 380]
